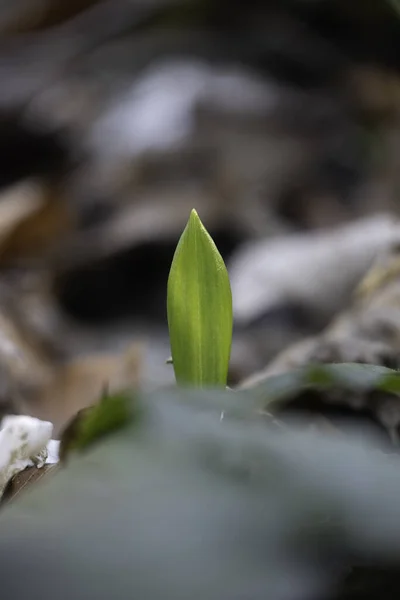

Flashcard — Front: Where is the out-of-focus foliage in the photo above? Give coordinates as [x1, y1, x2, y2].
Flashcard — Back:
[241, 361, 400, 444]
[248, 362, 400, 406]
[58, 390, 134, 462]
[2, 387, 400, 599]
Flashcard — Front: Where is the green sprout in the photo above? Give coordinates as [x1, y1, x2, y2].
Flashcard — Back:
[59, 390, 135, 462]
[167, 209, 233, 387]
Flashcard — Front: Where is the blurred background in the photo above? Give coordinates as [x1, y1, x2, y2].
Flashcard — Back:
[2, 0, 400, 431]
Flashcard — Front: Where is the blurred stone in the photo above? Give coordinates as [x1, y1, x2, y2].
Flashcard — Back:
[2, 0, 400, 396]
[237, 243, 400, 443]
[230, 214, 400, 327]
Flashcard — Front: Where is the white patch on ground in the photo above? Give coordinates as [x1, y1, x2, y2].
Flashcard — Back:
[0, 415, 54, 497]
[46, 439, 60, 464]
[90, 60, 279, 158]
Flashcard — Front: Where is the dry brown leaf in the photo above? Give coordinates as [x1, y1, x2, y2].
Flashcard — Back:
[0, 301, 56, 419]
[0, 181, 74, 266]
[30, 344, 143, 436]
[0, 181, 44, 243]
[0, 0, 99, 35]
[346, 65, 400, 119]
[0, 464, 59, 506]
[0, 264, 142, 435]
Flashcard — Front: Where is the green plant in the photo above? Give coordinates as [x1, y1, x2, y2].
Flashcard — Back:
[167, 209, 233, 387]
[5, 385, 400, 600]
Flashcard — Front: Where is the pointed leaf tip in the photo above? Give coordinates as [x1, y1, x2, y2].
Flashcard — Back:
[188, 208, 202, 231]
[167, 209, 233, 387]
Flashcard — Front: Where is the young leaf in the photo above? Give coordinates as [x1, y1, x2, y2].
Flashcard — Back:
[167, 209, 233, 387]
[59, 391, 135, 463]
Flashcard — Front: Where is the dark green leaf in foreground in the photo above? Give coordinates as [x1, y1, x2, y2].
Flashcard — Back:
[167, 209, 233, 387]
[2, 388, 400, 600]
